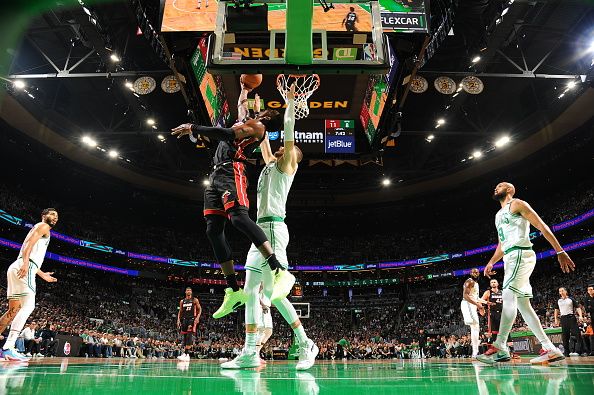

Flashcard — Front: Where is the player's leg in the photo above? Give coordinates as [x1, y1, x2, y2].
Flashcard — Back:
[3, 294, 34, 361]
[227, 207, 284, 273]
[257, 310, 273, 354]
[266, 222, 295, 302]
[507, 251, 563, 363]
[470, 323, 480, 357]
[0, 262, 25, 334]
[221, 249, 263, 369]
[204, 187, 248, 318]
[263, 261, 318, 369]
[477, 291, 514, 364]
[0, 299, 22, 335]
[223, 163, 285, 274]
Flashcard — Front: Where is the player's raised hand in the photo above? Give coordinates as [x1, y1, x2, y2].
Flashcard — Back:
[558, 252, 575, 273]
[483, 263, 496, 278]
[171, 123, 193, 138]
[254, 93, 261, 113]
[287, 83, 296, 100]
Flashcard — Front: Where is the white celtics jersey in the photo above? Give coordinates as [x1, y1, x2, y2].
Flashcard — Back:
[495, 199, 532, 253]
[256, 161, 296, 219]
[18, 223, 50, 267]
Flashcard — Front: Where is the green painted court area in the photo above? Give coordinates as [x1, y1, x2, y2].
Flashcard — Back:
[2, 359, 593, 394]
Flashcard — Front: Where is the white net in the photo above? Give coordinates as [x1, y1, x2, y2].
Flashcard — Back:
[276, 74, 320, 120]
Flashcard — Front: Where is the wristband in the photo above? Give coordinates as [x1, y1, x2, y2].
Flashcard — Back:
[556, 250, 566, 255]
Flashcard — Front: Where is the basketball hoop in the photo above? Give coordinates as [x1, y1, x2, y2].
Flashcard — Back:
[276, 74, 320, 120]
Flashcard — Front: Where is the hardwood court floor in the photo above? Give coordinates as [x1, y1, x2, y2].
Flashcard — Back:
[161, 0, 373, 32]
[1, 357, 593, 394]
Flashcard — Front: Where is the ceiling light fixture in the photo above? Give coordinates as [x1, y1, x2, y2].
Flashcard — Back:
[82, 136, 97, 147]
[382, 178, 391, 186]
[495, 136, 510, 148]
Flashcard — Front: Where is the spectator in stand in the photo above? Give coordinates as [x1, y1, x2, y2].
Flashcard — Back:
[40, 324, 58, 357]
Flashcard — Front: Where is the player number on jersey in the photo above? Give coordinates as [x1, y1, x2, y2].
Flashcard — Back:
[497, 227, 505, 242]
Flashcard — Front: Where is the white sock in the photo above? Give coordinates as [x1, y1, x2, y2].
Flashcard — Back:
[470, 324, 480, 356]
[516, 297, 555, 350]
[494, 289, 517, 351]
[294, 325, 308, 345]
[245, 332, 258, 353]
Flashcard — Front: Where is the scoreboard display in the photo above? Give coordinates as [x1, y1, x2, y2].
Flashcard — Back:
[325, 120, 355, 154]
[267, 119, 356, 154]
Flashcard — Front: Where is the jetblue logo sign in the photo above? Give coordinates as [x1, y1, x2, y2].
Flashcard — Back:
[325, 135, 355, 153]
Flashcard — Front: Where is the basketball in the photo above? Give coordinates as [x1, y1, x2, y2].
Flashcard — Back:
[240, 74, 263, 90]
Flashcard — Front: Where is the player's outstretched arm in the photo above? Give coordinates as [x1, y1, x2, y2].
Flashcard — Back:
[512, 199, 575, 273]
[237, 87, 250, 121]
[278, 84, 298, 175]
[259, 133, 275, 165]
[36, 270, 57, 282]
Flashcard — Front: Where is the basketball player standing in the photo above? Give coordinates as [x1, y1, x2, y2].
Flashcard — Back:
[177, 287, 201, 362]
[481, 279, 517, 359]
[477, 182, 575, 364]
[0, 208, 58, 361]
[461, 268, 485, 358]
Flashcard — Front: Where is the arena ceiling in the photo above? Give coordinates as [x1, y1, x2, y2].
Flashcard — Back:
[1, 0, 594, 201]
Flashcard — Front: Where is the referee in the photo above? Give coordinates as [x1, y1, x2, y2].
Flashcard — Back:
[586, 284, 594, 322]
[586, 284, 594, 356]
[555, 287, 583, 357]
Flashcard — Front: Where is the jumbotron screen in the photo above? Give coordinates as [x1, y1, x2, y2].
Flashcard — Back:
[161, 0, 428, 33]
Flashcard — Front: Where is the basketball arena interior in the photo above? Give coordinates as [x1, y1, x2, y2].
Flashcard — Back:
[0, 0, 593, 394]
